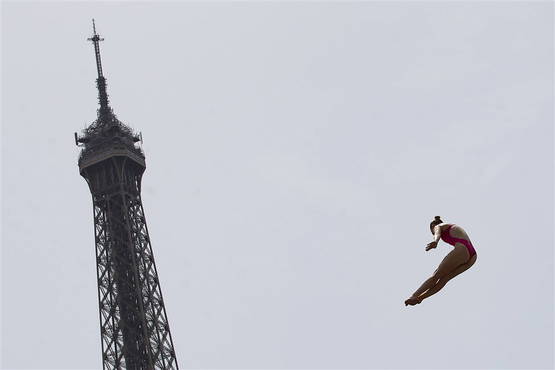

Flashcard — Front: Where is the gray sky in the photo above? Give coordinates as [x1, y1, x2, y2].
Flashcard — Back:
[1, 1, 553, 369]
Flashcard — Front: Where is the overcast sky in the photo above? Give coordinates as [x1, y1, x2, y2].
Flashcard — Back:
[1, 1, 553, 369]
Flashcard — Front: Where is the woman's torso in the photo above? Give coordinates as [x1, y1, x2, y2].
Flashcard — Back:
[438, 224, 473, 247]
[438, 223, 477, 258]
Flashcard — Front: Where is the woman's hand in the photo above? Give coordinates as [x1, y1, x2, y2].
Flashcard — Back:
[426, 241, 438, 251]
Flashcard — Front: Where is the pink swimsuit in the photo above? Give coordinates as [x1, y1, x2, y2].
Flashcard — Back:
[440, 224, 476, 258]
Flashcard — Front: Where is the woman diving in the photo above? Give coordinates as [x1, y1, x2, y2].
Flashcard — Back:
[405, 216, 477, 306]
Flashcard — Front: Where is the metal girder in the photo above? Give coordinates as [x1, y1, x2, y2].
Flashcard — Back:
[84, 156, 178, 369]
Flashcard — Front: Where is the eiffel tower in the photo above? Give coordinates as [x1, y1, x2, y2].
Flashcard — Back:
[75, 20, 179, 369]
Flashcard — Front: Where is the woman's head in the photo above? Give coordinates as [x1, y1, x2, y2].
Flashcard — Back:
[430, 216, 442, 234]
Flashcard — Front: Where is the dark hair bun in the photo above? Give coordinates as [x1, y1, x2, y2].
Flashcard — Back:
[434, 216, 442, 222]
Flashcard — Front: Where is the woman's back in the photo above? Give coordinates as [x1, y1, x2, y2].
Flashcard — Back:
[440, 223, 471, 242]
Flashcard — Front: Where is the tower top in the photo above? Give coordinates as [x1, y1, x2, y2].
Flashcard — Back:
[87, 19, 110, 114]
[76, 20, 143, 169]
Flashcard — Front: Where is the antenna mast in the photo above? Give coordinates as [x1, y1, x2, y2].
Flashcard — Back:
[87, 19, 110, 116]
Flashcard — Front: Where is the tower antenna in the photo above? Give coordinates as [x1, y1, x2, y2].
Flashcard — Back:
[87, 19, 110, 115]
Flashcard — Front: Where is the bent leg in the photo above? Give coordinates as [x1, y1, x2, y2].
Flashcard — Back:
[418, 254, 477, 301]
[407, 246, 468, 301]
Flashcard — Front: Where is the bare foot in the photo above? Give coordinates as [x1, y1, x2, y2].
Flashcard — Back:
[405, 296, 422, 306]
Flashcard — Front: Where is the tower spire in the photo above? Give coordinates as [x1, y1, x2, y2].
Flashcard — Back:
[87, 19, 110, 116]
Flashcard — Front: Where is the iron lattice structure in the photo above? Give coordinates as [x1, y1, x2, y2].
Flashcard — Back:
[76, 21, 179, 369]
